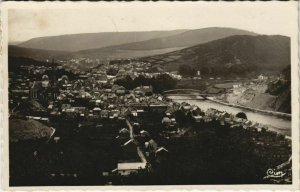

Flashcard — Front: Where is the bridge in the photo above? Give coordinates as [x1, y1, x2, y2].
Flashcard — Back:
[162, 89, 216, 99]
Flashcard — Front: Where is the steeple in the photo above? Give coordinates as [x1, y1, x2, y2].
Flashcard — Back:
[51, 58, 56, 81]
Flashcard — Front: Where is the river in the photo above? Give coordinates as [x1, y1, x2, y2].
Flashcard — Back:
[167, 95, 291, 136]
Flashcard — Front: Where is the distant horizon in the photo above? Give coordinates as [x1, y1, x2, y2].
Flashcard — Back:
[8, 27, 249, 43]
[9, 28, 192, 43]
[9, 26, 291, 44]
[8, 2, 296, 42]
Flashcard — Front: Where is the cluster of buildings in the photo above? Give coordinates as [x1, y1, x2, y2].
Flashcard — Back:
[9, 60, 291, 183]
[57, 58, 182, 80]
[9, 61, 175, 176]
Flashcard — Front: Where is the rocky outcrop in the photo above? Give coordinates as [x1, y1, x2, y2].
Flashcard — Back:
[221, 77, 291, 114]
[266, 66, 291, 113]
[9, 119, 54, 143]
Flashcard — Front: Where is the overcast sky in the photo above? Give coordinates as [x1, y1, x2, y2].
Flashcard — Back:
[8, 2, 297, 42]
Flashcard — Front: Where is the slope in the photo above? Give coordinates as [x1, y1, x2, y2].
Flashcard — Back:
[140, 35, 290, 77]
[9, 45, 68, 61]
[17, 30, 188, 52]
[72, 27, 257, 59]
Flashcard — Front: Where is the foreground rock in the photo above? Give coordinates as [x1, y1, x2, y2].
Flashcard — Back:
[9, 119, 54, 143]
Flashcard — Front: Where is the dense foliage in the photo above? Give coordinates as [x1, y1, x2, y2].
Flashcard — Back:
[178, 64, 197, 76]
[142, 35, 290, 78]
[8, 56, 56, 72]
[114, 74, 177, 93]
[116, 121, 288, 185]
[10, 118, 122, 186]
[266, 65, 291, 113]
[106, 67, 119, 76]
[9, 56, 78, 81]
[236, 112, 247, 119]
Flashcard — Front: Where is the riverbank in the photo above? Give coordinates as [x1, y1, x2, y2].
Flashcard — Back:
[207, 97, 291, 120]
[167, 95, 291, 136]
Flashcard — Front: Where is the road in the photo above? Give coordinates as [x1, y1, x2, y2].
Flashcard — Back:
[125, 119, 134, 139]
[126, 118, 146, 163]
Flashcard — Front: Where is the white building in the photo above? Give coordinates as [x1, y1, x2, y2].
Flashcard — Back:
[115, 162, 147, 176]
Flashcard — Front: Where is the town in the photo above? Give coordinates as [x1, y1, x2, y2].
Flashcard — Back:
[9, 57, 292, 186]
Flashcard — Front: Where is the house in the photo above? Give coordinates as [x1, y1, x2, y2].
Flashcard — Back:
[233, 84, 246, 95]
[95, 99, 101, 106]
[155, 147, 169, 162]
[30, 80, 59, 102]
[68, 108, 79, 117]
[110, 110, 120, 119]
[197, 70, 201, 77]
[149, 104, 168, 113]
[105, 89, 112, 93]
[97, 75, 108, 84]
[162, 117, 172, 127]
[108, 104, 116, 110]
[115, 162, 146, 176]
[11, 89, 30, 101]
[258, 74, 268, 80]
[134, 86, 153, 96]
[128, 103, 148, 110]
[93, 107, 101, 115]
[191, 105, 202, 115]
[121, 139, 139, 160]
[116, 69, 126, 77]
[122, 139, 137, 154]
[140, 130, 149, 137]
[131, 110, 138, 117]
[87, 113, 96, 121]
[117, 128, 130, 140]
[136, 109, 145, 117]
[206, 108, 218, 117]
[165, 112, 171, 117]
[145, 139, 158, 152]
[48, 104, 53, 110]
[170, 118, 176, 125]
[179, 103, 191, 114]
[100, 110, 109, 118]
[40, 117, 50, 123]
[53, 137, 60, 143]
[192, 115, 203, 123]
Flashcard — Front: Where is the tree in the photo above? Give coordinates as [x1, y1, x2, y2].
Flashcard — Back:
[145, 92, 153, 97]
[178, 64, 197, 76]
[114, 75, 134, 89]
[236, 112, 247, 119]
[152, 74, 177, 93]
[222, 52, 234, 63]
[106, 67, 118, 76]
[133, 75, 152, 87]
[113, 74, 177, 93]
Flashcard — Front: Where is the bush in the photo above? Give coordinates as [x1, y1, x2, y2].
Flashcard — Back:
[236, 112, 247, 119]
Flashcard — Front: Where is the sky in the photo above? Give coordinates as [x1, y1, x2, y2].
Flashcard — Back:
[8, 2, 298, 42]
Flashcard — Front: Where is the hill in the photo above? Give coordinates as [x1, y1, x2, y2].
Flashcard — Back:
[17, 30, 188, 52]
[8, 56, 58, 72]
[140, 35, 290, 77]
[102, 27, 256, 51]
[70, 27, 257, 59]
[12, 28, 257, 60]
[9, 45, 68, 61]
[266, 65, 291, 113]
